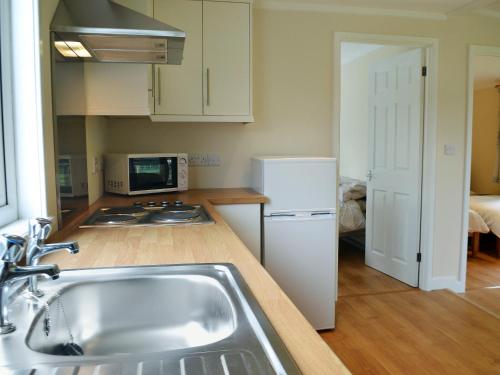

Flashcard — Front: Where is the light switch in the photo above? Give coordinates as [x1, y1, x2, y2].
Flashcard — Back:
[444, 144, 456, 156]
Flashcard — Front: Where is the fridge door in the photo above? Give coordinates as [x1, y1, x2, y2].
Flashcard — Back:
[255, 157, 336, 215]
[264, 213, 336, 329]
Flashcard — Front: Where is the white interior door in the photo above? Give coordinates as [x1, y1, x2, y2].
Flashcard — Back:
[365, 48, 425, 287]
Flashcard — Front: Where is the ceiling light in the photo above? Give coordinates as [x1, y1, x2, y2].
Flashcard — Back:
[54, 41, 91, 58]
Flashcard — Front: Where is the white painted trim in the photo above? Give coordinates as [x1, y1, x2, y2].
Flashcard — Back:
[333, 32, 439, 291]
[255, 0, 448, 21]
[428, 276, 464, 293]
[10, 0, 47, 220]
[474, 8, 500, 19]
[0, 0, 18, 227]
[460, 45, 500, 293]
[446, 0, 498, 16]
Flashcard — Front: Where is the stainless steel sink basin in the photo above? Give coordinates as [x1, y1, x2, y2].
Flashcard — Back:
[0, 264, 302, 374]
[27, 276, 237, 356]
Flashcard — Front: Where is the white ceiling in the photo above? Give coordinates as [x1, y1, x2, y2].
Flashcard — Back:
[474, 55, 500, 90]
[255, 0, 500, 19]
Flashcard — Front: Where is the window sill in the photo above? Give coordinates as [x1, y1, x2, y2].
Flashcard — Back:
[0, 219, 29, 237]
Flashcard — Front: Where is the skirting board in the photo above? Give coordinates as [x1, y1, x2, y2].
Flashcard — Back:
[425, 276, 464, 293]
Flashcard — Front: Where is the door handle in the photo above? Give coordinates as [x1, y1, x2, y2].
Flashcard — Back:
[366, 170, 373, 181]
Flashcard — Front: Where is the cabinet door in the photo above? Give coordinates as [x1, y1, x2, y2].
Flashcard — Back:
[216, 204, 261, 262]
[154, 0, 203, 115]
[203, 1, 250, 116]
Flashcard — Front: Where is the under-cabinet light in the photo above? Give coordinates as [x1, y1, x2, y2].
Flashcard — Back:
[54, 41, 91, 58]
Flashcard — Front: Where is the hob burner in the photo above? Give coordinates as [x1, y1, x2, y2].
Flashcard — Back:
[150, 211, 200, 223]
[101, 206, 145, 215]
[94, 214, 139, 225]
[162, 205, 197, 213]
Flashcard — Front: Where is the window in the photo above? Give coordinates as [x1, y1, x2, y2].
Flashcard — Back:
[0, 1, 18, 227]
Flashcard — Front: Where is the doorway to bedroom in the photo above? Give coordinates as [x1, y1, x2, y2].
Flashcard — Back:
[338, 41, 427, 294]
[461, 49, 500, 314]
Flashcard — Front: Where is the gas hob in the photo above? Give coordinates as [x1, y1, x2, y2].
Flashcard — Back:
[80, 200, 215, 228]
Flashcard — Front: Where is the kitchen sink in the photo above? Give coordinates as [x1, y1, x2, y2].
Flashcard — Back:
[27, 275, 237, 356]
[0, 264, 302, 374]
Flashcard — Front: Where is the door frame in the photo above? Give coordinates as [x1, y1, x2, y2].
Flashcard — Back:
[333, 32, 439, 291]
[460, 45, 500, 292]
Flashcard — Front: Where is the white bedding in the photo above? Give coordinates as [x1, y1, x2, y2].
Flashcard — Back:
[470, 195, 500, 237]
[339, 200, 365, 233]
[469, 209, 489, 234]
[339, 177, 366, 233]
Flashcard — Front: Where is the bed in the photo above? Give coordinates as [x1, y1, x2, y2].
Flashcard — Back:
[468, 208, 489, 256]
[339, 177, 366, 238]
[469, 195, 500, 256]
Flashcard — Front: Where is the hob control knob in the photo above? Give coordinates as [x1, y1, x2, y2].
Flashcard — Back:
[175, 200, 183, 206]
[147, 202, 156, 207]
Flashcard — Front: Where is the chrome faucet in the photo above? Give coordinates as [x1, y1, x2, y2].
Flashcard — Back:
[26, 218, 79, 297]
[0, 234, 60, 335]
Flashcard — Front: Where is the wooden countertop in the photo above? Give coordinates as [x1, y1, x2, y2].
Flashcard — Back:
[45, 189, 350, 375]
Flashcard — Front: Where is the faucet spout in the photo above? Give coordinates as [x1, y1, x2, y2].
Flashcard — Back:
[26, 239, 78, 297]
[32, 241, 80, 262]
[10, 264, 60, 281]
[0, 263, 60, 334]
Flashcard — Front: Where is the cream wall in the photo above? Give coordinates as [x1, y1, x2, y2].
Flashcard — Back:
[471, 88, 500, 194]
[340, 45, 409, 181]
[104, 10, 500, 282]
[39, 5, 500, 284]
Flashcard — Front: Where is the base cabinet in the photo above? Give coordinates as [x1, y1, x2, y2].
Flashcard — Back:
[215, 204, 261, 262]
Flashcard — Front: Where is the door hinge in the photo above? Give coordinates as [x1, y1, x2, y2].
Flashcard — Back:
[417, 253, 422, 262]
[421, 66, 427, 77]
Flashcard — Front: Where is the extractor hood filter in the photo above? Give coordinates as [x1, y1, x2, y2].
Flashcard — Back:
[51, 0, 186, 64]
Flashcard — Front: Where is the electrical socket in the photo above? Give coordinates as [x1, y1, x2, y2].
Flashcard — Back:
[188, 153, 221, 167]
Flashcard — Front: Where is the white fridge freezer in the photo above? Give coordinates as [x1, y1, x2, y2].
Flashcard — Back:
[252, 157, 337, 330]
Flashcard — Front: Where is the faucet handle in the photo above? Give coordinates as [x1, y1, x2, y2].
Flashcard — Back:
[36, 217, 53, 241]
[29, 217, 52, 242]
[1, 234, 27, 263]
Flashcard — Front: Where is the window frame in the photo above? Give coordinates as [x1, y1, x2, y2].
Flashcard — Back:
[0, 0, 18, 227]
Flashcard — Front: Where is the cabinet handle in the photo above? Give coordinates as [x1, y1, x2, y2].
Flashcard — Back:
[157, 66, 162, 106]
[206, 68, 210, 106]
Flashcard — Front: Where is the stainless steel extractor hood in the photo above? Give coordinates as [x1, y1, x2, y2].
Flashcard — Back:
[50, 0, 186, 64]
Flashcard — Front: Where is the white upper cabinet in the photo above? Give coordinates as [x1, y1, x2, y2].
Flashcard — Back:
[151, 0, 253, 123]
[84, 63, 151, 116]
[203, 1, 251, 117]
[54, 0, 252, 122]
[154, 0, 203, 116]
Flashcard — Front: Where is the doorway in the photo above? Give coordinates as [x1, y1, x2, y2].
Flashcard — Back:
[333, 33, 439, 292]
[460, 46, 500, 312]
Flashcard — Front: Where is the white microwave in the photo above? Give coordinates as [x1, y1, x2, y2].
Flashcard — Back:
[104, 153, 188, 195]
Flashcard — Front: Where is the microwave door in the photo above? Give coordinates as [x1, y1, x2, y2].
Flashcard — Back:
[129, 157, 178, 192]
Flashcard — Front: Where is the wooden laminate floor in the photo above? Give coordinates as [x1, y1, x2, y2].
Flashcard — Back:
[320, 242, 500, 375]
[460, 249, 500, 319]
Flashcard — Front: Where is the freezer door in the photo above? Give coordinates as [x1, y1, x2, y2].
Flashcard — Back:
[256, 157, 336, 215]
[264, 214, 336, 329]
